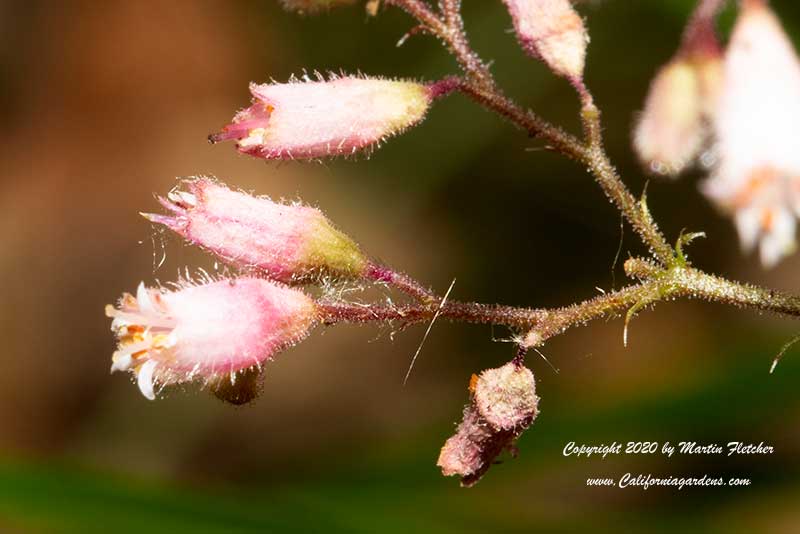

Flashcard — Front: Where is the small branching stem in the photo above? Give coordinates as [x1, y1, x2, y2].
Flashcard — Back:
[364, 262, 437, 303]
[680, 0, 727, 55]
[580, 141, 676, 264]
[670, 267, 800, 318]
[386, 0, 493, 88]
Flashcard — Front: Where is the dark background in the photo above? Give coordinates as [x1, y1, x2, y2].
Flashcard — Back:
[1, 0, 800, 531]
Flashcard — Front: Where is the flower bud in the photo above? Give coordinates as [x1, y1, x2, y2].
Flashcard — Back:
[702, 0, 800, 266]
[143, 178, 367, 283]
[280, 0, 354, 14]
[105, 277, 317, 400]
[209, 75, 432, 160]
[502, 0, 588, 83]
[633, 0, 724, 178]
[634, 55, 722, 176]
[437, 362, 539, 486]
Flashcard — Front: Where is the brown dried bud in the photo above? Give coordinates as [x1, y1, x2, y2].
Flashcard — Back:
[474, 361, 539, 430]
[437, 362, 539, 487]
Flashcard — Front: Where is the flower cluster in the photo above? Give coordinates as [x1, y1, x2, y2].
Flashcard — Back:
[635, 0, 800, 266]
[109, 70, 451, 400]
[105, 0, 800, 490]
[109, 171, 399, 400]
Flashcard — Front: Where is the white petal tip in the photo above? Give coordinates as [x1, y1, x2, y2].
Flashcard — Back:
[137, 360, 158, 400]
[136, 282, 156, 315]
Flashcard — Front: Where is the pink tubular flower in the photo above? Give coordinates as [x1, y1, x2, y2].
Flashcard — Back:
[702, 0, 800, 266]
[143, 178, 367, 283]
[437, 362, 539, 486]
[209, 75, 433, 160]
[501, 0, 588, 84]
[105, 277, 317, 400]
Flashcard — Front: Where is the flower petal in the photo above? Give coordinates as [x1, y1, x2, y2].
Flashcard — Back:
[137, 359, 158, 400]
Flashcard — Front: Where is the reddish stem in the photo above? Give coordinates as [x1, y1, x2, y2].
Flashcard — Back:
[318, 299, 545, 330]
[679, 0, 726, 57]
[365, 262, 436, 302]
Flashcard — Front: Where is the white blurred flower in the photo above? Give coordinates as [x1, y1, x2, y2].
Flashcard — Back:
[702, 0, 800, 267]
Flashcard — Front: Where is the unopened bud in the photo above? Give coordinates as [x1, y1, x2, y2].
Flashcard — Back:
[437, 361, 539, 486]
[143, 178, 367, 283]
[502, 0, 588, 83]
[623, 257, 661, 280]
[210, 75, 433, 160]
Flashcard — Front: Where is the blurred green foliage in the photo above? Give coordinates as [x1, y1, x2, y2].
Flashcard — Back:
[3, 331, 800, 533]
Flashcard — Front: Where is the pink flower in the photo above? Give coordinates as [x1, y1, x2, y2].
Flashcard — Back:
[209, 75, 432, 160]
[702, 0, 800, 266]
[105, 277, 317, 400]
[501, 0, 588, 84]
[437, 362, 539, 486]
[634, 56, 722, 176]
[634, 0, 723, 176]
[143, 178, 367, 283]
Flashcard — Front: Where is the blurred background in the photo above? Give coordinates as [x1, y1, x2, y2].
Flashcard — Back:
[2, 0, 800, 531]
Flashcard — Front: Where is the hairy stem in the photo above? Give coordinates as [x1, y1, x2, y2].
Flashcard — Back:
[327, 262, 800, 353]
[580, 139, 676, 263]
[455, 80, 586, 159]
[318, 298, 546, 330]
[672, 267, 800, 317]
[459, 79, 676, 263]
[365, 262, 436, 303]
[387, 0, 493, 87]
[680, 0, 727, 55]
[389, 0, 676, 262]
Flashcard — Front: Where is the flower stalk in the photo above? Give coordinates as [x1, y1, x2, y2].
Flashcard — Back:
[320, 261, 800, 350]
